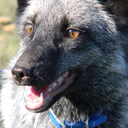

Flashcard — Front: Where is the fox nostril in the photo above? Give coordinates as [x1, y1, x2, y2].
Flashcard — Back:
[19, 72, 25, 78]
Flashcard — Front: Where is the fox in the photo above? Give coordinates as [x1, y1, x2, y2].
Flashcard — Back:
[1, 0, 128, 128]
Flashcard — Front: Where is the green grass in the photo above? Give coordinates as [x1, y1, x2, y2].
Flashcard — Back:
[0, 0, 18, 69]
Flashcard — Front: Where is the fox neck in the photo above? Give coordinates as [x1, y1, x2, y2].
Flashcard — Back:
[51, 96, 88, 123]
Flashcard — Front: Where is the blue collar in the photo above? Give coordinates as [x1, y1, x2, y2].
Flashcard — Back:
[49, 108, 107, 128]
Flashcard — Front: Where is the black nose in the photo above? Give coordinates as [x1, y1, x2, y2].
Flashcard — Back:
[11, 65, 31, 85]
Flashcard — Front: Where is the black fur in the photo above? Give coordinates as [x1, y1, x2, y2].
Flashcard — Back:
[1, 0, 128, 128]
[17, 0, 29, 13]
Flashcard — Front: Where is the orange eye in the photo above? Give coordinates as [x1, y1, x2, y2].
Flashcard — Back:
[68, 29, 80, 38]
[25, 24, 34, 34]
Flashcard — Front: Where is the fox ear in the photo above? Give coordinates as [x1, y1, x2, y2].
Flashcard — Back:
[101, 0, 128, 26]
[17, 0, 29, 12]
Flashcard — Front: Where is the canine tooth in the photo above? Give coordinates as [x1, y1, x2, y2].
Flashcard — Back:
[39, 93, 43, 102]
[40, 92, 43, 98]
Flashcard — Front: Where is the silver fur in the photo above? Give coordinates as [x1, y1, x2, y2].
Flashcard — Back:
[1, 0, 128, 128]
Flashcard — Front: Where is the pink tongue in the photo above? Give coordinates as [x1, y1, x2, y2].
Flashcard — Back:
[26, 86, 44, 110]
[28, 87, 41, 100]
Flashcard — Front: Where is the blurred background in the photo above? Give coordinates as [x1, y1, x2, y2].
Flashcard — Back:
[0, 0, 19, 69]
[0, 0, 18, 127]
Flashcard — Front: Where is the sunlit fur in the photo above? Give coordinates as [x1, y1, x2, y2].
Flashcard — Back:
[1, 0, 128, 128]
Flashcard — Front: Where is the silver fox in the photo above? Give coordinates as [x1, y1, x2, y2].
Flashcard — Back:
[1, 0, 128, 128]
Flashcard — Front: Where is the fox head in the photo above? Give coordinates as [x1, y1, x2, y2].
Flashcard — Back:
[11, 0, 128, 114]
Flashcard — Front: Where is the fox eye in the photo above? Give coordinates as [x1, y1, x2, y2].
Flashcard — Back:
[25, 24, 34, 34]
[67, 29, 81, 38]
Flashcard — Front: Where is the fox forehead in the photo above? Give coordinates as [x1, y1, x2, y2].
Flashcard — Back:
[17, 0, 117, 47]
[22, 0, 101, 22]
[18, 0, 116, 35]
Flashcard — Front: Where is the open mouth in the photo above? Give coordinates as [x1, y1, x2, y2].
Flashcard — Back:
[24, 71, 76, 112]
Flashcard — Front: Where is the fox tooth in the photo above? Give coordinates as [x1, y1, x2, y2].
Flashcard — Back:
[39, 93, 43, 102]
[51, 82, 58, 89]
[40, 92, 43, 98]
[48, 87, 52, 93]
[63, 72, 69, 78]
[57, 76, 64, 83]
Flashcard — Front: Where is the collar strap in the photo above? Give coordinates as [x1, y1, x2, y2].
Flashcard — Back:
[49, 108, 107, 128]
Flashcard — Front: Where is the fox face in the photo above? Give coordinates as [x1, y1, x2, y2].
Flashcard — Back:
[1, 0, 128, 128]
[11, 0, 126, 113]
